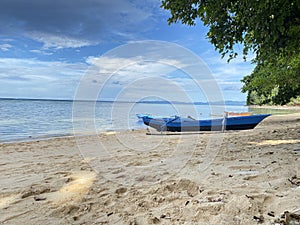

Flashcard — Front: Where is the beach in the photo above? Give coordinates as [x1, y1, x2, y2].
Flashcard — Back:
[0, 113, 299, 224]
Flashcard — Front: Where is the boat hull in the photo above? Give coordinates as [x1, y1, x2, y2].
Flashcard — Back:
[142, 114, 271, 132]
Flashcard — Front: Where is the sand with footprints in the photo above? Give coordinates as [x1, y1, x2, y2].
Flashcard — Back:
[0, 113, 300, 224]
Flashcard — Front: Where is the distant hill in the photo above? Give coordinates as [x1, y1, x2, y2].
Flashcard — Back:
[136, 100, 246, 106]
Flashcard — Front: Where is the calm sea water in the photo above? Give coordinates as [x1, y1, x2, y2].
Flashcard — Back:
[2, 98, 291, 142]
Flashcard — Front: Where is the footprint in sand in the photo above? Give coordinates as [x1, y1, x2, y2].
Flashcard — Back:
[46, 171, 97, 204]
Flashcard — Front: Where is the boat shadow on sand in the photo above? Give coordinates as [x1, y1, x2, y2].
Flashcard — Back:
[145, 130, 241, 136]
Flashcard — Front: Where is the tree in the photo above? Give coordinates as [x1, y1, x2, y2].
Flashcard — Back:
[161, 0, 300, 105]
[241, 52, 300, 105]
[161, 0, 299, 61]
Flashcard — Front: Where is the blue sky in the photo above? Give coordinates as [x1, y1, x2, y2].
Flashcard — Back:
[0, 0, 255, 102]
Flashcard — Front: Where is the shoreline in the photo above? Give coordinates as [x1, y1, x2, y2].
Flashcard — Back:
[1, 110, 299, 144]
[0, 127, 145, 144]
[249, 104, 300, 111]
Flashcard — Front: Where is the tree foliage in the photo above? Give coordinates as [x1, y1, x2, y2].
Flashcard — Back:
[161, 0, 300, 105]
[161, 0, 299, 61]
[241, 52, 300, 105]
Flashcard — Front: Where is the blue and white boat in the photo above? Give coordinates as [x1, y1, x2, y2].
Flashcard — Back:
[136, 113, 175, 120]
[142, 114, 271, 132]
[136, 113, 154, 120]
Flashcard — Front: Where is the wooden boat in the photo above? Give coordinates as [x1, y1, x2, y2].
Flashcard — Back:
[142, 114, 271, 132]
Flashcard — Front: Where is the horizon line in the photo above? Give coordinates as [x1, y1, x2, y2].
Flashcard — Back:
[0, 97, 246, 105]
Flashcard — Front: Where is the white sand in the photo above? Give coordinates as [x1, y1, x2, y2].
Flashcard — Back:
[0, 113, 299, 224]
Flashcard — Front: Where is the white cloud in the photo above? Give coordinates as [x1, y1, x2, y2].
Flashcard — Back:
[200, 51, 255, 84]
[0, 39, 252, 101]
[26, 31, 95, 49]
[0, 44, 12, 51]
[86, 55, 187, 76]
[29, 49, 53, 55]
[184, 49, 256, 101]
[0, 58, 87, 99]
[76, 54, 221, 102]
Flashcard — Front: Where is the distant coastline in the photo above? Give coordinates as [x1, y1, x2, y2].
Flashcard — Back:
[0, 97, 73, 102]
[0, 97, 246, 106]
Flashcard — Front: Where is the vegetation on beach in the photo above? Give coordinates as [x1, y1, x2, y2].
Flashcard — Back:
[241, 52, 300, 105]
[161, 0, 300, 105]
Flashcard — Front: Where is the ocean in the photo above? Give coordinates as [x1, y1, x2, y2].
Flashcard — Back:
[0, 98, 284, 142]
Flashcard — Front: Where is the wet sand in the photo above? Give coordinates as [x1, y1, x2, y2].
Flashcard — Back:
[0, 113, 299, 224]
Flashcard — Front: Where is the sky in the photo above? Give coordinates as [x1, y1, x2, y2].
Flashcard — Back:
[0, 0, 255, 102]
